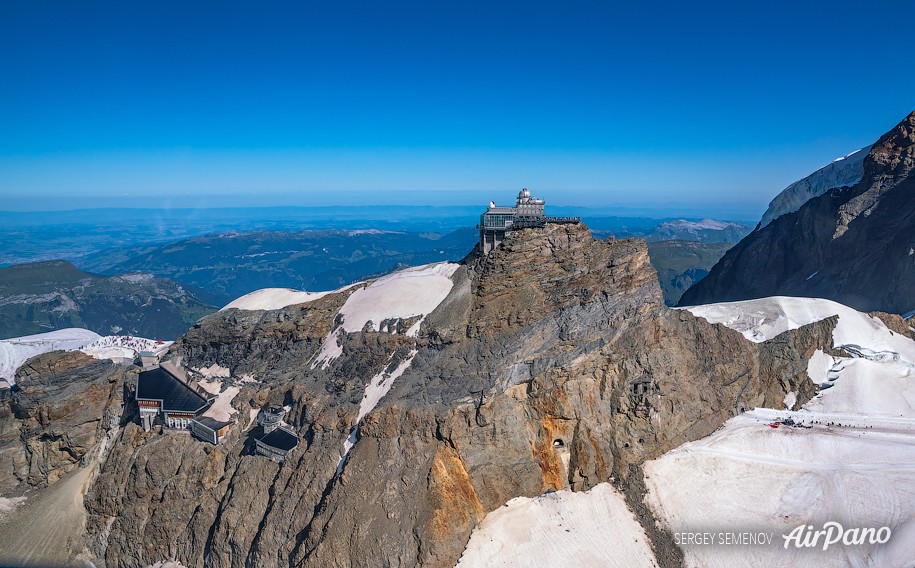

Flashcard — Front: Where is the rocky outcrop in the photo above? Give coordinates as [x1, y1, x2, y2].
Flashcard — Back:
[0, 351, 128, 494]
[83, 223, 835, 568]
[681, 110, 915, 314]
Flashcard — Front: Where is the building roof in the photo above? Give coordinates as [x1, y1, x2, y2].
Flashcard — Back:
[257, 427, 299, 451]
[136, 367, 209, 414]
[192, 416, 234, 431]
[485, 207, 516, 214]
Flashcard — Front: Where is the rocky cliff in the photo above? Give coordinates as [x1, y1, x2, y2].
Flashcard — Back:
[0, 351, 128, 494]
[78, 223, 835, 568]
[680, 110, 915, 314]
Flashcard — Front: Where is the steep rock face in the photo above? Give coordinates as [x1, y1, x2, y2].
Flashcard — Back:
[681, 110, 915, 314]
[84, 223, 835, 568]
[0, 351, 127, 493]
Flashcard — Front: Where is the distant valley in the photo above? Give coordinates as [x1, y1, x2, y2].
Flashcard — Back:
[0, 260, 214, 340]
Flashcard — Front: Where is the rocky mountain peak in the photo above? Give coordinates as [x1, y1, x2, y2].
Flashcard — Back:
[867, 109, 915, 178]
[680, 109, 915, 313]
[834, 109, 915, 239]
[465, 223, 663, 337]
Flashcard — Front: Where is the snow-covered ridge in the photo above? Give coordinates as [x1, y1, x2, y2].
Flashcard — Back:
[758, 145, 871, 229]
[336, 262, 459, 335]
[221, 287, 342, 311]
[683, 296, 915, 364]
[313, 262, 460, 368]
[0, 329, 170, 384]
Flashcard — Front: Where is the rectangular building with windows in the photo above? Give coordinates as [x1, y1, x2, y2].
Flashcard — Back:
[190, 416, 234, 445]
[135, 366, 211, 431]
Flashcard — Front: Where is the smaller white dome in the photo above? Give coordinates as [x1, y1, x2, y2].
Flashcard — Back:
[518, 188, 531, 199]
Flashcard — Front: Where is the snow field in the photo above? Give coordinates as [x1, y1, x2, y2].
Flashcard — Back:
[336, 262, 459, 336]
[648, 296, 915, 567]
[456, 483, 658, 568]
[314, 262, 458, 368]
[0, 328, 101, 382]
[221, 288, 337, 311]
[643, 410, 915, 568]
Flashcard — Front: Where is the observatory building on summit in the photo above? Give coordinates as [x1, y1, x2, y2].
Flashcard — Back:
[478, 188, 580, 254]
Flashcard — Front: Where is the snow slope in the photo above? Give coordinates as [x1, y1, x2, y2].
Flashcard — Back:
[0, 329, 101, 382]
[337, 350, 418, 473]
[646, 296, 915, 567]
[336, 262, 459, 335]
[0, 330, 171, 383]
[758, 145, 871, 229]
[456, 483, 658, 568]
[313, 262, 459, 368]
[684, 296, 915, 364]
[221, 288, 337, 311]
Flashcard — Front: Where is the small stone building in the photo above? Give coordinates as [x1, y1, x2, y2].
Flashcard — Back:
[138, 342, 170, 368]
[254, 426, 299, 463]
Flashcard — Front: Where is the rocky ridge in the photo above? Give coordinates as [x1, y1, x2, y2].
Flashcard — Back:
[680, 110, 915, 314]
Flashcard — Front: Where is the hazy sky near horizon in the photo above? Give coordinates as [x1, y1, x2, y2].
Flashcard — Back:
[1, 0, 913, 213]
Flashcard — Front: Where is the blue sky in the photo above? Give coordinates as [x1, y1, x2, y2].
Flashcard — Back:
[1, 0, 913, 215]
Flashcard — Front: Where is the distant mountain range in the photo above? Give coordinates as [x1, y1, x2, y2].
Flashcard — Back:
[647, 241, 735, 305]
[0, 214, 750, 339]
[644, 219, 750, 243]
[78, 228, 480, 306]
[681, 109, 915, 315]
[78, 220, 746, 308]
[0, 260, 215, 340]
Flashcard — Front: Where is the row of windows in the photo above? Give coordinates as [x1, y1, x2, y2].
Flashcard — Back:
[166, 416, 191, 429]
